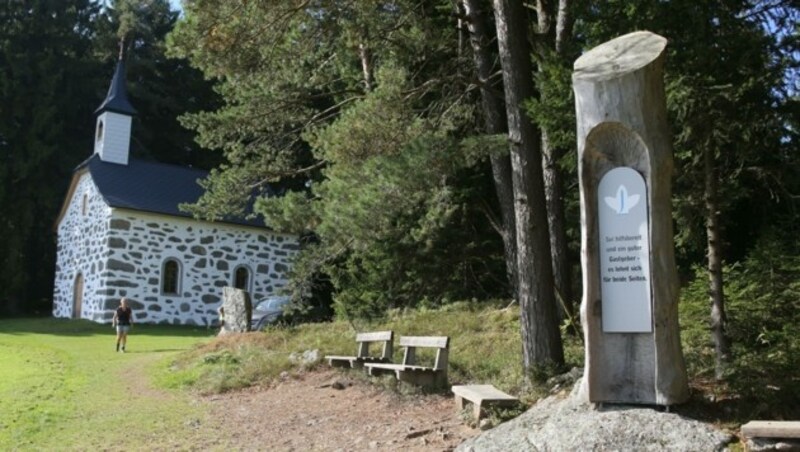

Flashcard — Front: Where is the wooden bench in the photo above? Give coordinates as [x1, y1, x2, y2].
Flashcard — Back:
[451, 384, 519, 422]
[363, 336, 449, 388]
[325, 330, 393, 369]
[741, 421, 800, 441]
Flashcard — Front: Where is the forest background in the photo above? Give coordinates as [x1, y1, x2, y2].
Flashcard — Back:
[1, 0, 798, 386]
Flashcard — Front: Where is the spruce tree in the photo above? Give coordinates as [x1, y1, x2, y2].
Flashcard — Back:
[0, 0, 100, 314]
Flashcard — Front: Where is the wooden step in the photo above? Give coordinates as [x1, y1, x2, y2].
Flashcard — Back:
[741, 421, 800, 439]
[451, 384, 519, 422]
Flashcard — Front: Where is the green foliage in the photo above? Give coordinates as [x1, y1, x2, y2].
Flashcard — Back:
[0, 0, 217, 315]
[167, 302, 586, 399]
[459, 134, 509, 166]
[167, 0, 462, 194]
[166, 321, 356, 394]
[525, 50, 576, 156]
[477, 403, 527, 429]
[0, 0, 100, 313]
[171, 2, 509, 318]
[296, 69, 505, 318]
[580, 0, 794, 268]
[680, 228, 800, 419]
[94, 0, 221, 169]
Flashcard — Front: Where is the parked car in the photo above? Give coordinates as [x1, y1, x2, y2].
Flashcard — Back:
[251, 295, 291, 331]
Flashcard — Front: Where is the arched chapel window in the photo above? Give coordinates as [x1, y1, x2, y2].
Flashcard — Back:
[234, 265, 250, 291]
[162, 259, 181, 295]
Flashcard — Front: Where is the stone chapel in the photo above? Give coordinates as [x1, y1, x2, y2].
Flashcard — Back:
[52, 59, 299, 325]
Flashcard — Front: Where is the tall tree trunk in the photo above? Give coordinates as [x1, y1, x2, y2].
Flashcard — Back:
[358, 43, 373, 92]
[539, 0, 575, 321]
[554, 0, 572, 54]
[492, 0, 564, 371]
[542, 130, 572, 320]
[705, 147, 731, 380]
[462, 0, 517, 296]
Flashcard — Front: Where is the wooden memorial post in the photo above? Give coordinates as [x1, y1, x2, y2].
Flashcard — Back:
[573, 31, 689, 406]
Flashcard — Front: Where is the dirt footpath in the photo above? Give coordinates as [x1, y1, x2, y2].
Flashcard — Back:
[205, 369, 478, 451]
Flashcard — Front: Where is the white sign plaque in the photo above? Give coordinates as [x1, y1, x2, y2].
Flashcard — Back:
[598, 167, 652, 333]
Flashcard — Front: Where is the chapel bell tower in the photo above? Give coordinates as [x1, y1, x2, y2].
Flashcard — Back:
[93, 56, 136, 165]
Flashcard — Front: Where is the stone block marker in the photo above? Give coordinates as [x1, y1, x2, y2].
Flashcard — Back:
[451, 385, 518, 422]
[573, 31, 689, 406]
[219, 286, 252, 335]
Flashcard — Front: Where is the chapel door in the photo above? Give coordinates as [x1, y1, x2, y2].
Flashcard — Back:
[73, 273, 84, 319]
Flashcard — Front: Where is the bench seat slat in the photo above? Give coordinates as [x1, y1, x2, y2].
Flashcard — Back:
[364, 363, 435, 372]
[451, 384, 517, 403]
[325, 355, 357, 361]
[326, 355, 388, 363]
[451, 384, 519, 423]
[326, 330, 394, 367]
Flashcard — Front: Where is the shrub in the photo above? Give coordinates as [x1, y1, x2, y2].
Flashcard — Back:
[680, 230, 800, 419]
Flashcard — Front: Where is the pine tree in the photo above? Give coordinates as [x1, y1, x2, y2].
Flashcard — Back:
[169, 1, 510, 315]
[0, 0, 100, 314]
[581, 0, 795, 380]
[93, 0, 220, 169]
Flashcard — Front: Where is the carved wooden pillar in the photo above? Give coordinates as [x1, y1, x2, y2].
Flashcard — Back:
[573, 31, 689, 406]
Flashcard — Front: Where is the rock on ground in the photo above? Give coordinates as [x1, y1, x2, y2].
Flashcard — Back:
[457, 382, 734, 451]
[289, 349, 320, 366]
[747, 438, 800, 451]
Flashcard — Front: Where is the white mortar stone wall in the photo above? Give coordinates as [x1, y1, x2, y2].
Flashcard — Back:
[98, 210, 297, 325]
[53, 173, 111, 320]
[53, 177, 299, 325]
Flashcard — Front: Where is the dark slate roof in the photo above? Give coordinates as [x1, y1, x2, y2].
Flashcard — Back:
[95, 60, 137, 116]
[81, 155, 266, 228]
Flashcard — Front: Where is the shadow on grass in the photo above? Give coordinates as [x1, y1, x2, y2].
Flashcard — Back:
[673, 375, 800, 428]
[123, 348, 193, 354]
[0, 317, 213, 338]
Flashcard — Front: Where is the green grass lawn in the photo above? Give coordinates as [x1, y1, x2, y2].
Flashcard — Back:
[5, 302, 793, 449]
[0, 318, 216, 450]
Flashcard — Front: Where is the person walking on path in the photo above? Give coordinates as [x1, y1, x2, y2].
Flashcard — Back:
[217, 305, 225, 333]
[112, 298, 134, 353]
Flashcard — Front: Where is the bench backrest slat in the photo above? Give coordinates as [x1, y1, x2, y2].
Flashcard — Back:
[398, 335, 450, 370]
[399, 336, 449, 348]
[355, 330, 393, 360]
[356, 331, 393, 342]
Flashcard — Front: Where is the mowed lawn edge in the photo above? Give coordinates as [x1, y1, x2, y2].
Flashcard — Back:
[0, 318, 223, 451]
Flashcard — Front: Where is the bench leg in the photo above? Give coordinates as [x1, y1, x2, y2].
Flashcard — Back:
[455, 395, 465, 412]
[473, 402, 483, 422]
[434, 371, 448, 389]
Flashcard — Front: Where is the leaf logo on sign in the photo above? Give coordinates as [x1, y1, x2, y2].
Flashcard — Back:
[604, 185, 640, 214]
